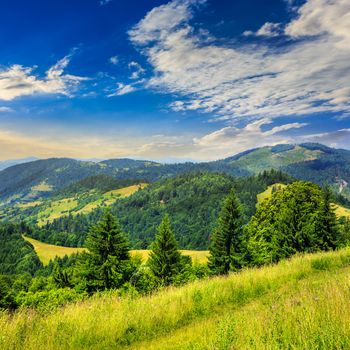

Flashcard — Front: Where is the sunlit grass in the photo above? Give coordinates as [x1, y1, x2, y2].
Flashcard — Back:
[76, 183, 148, 214]
[1, 248, 349, 349]
[23, 236, 86, 265]
[34, 184, 149, 223]
[256, 183, 286, 206]
[333, 203, 350, 218]
[23, 236, 209, 265]
[37, 197, 78, 226]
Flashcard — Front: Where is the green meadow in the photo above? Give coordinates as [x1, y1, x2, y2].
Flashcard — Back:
[34, 184, 148, 226]
[1, 247, 350, 350]
[23, 235, 209, 265]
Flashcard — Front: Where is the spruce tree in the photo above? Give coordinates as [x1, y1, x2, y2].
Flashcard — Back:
[81, 209, 130, 291]
[208, 189, 244, 275]
[148, 215, 182, 286]
[317, 187, 339, 250]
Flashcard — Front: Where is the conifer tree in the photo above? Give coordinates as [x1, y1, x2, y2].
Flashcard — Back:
[208, 189, 244, 275]
[148, 215, 182, 286]
[53, 262, 72, 288]
[317, 186, 339, 250]
[80, 209, 130, 291]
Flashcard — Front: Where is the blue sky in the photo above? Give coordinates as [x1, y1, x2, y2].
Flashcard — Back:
[0, 0, 349, 161]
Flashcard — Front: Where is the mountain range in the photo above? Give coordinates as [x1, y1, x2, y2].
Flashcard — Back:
[0, 143, 349, 206]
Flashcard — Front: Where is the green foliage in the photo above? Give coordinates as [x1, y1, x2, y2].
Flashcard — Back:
[148, 215, 184, 286]
[15, 288, 86, 311]
[0, 275, 16, 309]
[0, 222, 42, 275]
[246, 181, 340, 265]
[316, 186, 340, 250]
[78, 210, 133, 292]
[208, 190, 245, 275]
[23, 170, 293, 250]
[52, 262, 72, 288]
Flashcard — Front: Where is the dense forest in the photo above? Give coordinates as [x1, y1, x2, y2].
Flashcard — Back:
[28, 170, 294, 249]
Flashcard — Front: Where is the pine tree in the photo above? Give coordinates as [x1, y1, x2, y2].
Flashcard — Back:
[317, 186, 339, 250]
[53, 262, 71, 288]
[80, 209, 130, 291]
[208, 189, 244, 275]
[148, 215, 183, 286]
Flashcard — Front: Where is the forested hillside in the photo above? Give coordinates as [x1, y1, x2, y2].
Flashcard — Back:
[1, 143, 350, 206]
[25, 170, 292, 249]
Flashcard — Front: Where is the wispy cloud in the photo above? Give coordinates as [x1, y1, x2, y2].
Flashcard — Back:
[0, 55, 87, 101]
[108, 82, 137, 96]
[244, 22, 282, 37]
[0, 106, 13, 112]
[109, 55, 119, 65]
[128, 61, 145, 79]
[129, 0, 350, 122]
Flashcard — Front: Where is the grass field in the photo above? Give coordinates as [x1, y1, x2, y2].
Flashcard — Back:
[23, 236, 209, 265]
[34, 184, 148, 226]
[76, 184, 148, 215]
[23, 236, 86, 265]
[256, 183, 286, 206]
[334, 204, 350, 218]
[1, 247, 350, 349]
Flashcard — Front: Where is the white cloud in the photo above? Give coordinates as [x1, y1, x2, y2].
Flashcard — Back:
[128, 61, 145, 79]
[108, 82, 137, 96]
[256, 22, 282, 37]
[285, 0, 350, 49]
[0, 55, 87, 101]
[130, 119, 308, 161]
[109, 56, 119, 65]
[193, 119, 307, 158]
[0, 107, 13, 113]
[129, 0, 350, 122]
[129, 0, 204, 45]
[244, 22, 282, 37]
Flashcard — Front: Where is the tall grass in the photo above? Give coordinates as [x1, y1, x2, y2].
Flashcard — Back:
[1, 248, 350, 350]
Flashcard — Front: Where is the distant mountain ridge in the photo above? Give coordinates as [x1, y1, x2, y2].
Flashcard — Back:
[0, 143, 349, 205]
[0, 157, 38, 171]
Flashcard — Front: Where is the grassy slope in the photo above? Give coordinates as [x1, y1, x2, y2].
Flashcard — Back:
[231, 146, 322, 174]
[23, 236, 86, 265]
[334, 204, 350, 218]
[256, 183, 286, 206]
[1, 248, 350, 349]
[23, 236, 209, 265]
[34, 184, 148, 226]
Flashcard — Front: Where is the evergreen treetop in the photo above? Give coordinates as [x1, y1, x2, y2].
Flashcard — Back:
[208, 189, 244, 275]
[148, 215, 183, 286]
